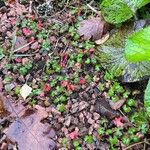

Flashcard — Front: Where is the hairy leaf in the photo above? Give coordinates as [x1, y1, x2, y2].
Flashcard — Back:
[96, 23, 150, 82]
[100, 0, 150, 24]
[101, 0, 133, 24]
[77, 17, 108, 40]
[125, 26, 150, 62]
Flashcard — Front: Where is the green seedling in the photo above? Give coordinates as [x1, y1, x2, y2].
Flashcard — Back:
[37, 29, 48, 39]
[4, 75, 13, 83]
[14, 87, 21, 95]
[122, 104, 131, 113]
[122, 136, 130, 145]
[85, 58, 91, 64]
[95, 64, 101, 71]
[19, 67, 28, 75]
[97, 127, 105, 135]
[61, 137, 69, 148]
[123, 91, 130, 98]
[57, 104, 65, 112]
[127, 99, 136, 107]
[84, 135, 94, 144]
[114, 128, 122, 137]
[109, 136, 118, 147]
[106, 129, 113, 135]
[42, 39, 51, 50]
[98, 83, 105, 91]
[73, 140, 80, 147]
[29, 99, 37, 105]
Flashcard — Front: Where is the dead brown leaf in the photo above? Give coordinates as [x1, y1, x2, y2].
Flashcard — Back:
[5, 105, 56, 150]
[77, 17, 108, 41]
[0, 94, 9, 118]
[96, 98, 120, 119]
[109, 99, 126, 110]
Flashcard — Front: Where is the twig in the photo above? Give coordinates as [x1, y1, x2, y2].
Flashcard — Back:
[14, 54, 34, 57]
[13, 41, 33, 52]
[87, 4, 100, 15]
[119, 109, 135, 127]
[124, 139, 150, 150]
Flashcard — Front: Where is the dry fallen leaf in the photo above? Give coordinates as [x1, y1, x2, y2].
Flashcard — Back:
[109, 99, 126, 110]
[96, 98, 120, 119]
[15, 36, 30, 53]
[5, 105, 56, 150]
[0, 94, 9, 118]
[20, 84, 32, 100]
[77, 17, 108, 41]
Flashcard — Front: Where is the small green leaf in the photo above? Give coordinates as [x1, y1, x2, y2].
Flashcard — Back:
[125, 26, 150, 62]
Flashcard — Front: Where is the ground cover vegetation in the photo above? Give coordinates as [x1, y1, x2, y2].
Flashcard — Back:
[0, 0, 150, 149]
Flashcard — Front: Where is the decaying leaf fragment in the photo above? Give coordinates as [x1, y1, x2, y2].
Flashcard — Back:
[5, 105, 56, 150]
[77, 17, 108, 41]
[109, 99, 126, 110]
[96, 97, 120, 119]
[20, 84, 32, 100]
[0, 94, 9, 118]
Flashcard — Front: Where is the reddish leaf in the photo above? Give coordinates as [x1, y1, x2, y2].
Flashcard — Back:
[69, 130, 78, 140]
[77, 17, 108, 41]
[39, 92, 45, 97]
[43, 84, 51, 92]
[15, 57, 22, 63]
[113, 116, 124, 127]
[29, 37, 35, 43]
[37, 20, 43, 30]
[74, 63, 81, 69]
[10, 18, 16, 26]
[61, 80, 68, 87]
[60, 54, 68, 67]
[79, 77, 86, 85]
[67, 84, 75, 91]
[22, 28, 32, 36]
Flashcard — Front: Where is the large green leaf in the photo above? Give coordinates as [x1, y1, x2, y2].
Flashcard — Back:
[125, 0, 150, 11]
[100, 0, 150, 24]
[96, 23, 150, 82]
[125, 26, 150, 62]
[100, 0, 133, 24]
[144, 79, 150, 116]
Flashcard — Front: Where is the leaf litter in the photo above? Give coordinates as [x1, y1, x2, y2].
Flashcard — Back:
[77, 17, 108, 41]
[0, 0, 149, 149]
[4, 105, 56, 150]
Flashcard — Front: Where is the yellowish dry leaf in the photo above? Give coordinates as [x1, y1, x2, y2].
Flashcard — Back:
[20, 84, 32, 100]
